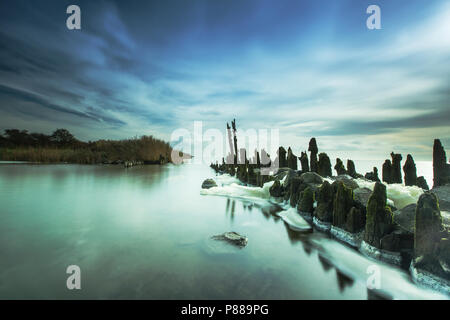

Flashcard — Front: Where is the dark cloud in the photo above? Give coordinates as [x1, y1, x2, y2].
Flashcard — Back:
[311, 107, 450, 136]
[0, 84, 125, 126]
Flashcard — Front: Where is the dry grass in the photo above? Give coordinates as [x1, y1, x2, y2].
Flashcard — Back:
[0, 136, 172, 164]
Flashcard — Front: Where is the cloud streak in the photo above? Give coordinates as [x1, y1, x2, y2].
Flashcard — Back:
[0, 0, 448, 159]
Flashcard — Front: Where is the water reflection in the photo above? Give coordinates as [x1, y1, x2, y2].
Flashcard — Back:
[0, 163, 445, 299]
[336, 270, 355, 293]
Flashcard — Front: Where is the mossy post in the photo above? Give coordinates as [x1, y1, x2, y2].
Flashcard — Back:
[308, 138, 318, 173]
[433, 139, 450, 188]
[278, 146, 287, 168]
[347, 160, 357, 178]
[382, 159, 393, 184]
[390, 152, 403, 184]
[298, 187, 315, 214]
[334, 158, 347, 175]
[299, 151, 309, 172]
[287, 147, 298, 170]
[364, 182, 394, 249]
[231, 119, 238, 165]
[414, 192, 443, 258]
[403, 154, 417, 186]
[315, 180, 334, 222]
[318, 152, 332, 177]
[332, 181, 354, 228]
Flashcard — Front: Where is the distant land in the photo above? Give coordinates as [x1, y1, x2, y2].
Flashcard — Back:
[0, 128, 173, 165]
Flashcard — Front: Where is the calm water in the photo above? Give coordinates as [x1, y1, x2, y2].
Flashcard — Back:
[0, 162, 446, 299]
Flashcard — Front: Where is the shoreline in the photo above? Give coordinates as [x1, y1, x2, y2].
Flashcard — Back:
[207, 120, 450, 295]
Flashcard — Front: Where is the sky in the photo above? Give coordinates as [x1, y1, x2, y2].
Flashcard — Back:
[0, 0, 449, 161]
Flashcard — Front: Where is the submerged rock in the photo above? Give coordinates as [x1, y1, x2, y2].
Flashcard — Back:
[201, 179, 218, 189]
[317, 152, 332, 177]
[211, 232, 248, 247]
[308, 138, 318, 173]
[364, 182, 395, 249]
[433, 139, 450, 188]
[391, 152, 403, 184]
[299, 151, 309, 172]
[403, 154, 417, 187]
[334, 158, 347, 175]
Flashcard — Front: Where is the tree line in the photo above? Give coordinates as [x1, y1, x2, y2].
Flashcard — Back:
[0, 128, 172, 164]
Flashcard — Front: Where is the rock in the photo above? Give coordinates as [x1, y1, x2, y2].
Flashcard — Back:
[299, 151, 309, 172]
[365, 167, 380, 182]
[382, 159, 393, 184]
[436, 238, 450, 274]
[317, 152, 332, 177]
[300, 171, 323, 184]
[308, 138, 318, 173]
[431, 185, 450, 211]
[364, 182, 395, 249]
[287, 147, 298, 170]
[211, 232, 248, 247]
[433, 139, 450, 188]
[416, 176, 429, 190]
[354, 187, 372, 208]
[269, 179, 283, 197]
[403, 154, 417, 187]
[334, 158, 347, 175]
[380, 231, 401, 252]
[332, 182, 354, 229]
[382, 230, 414, 252]
[201, 179, 217, 189]
[298, 187, 315, 214]
[314, 180, 334, 222]
[281, 168, 298, 189]
[393, 203, 417, 234]
[347, 160, 357, 178]
[414, 192, 444, 258]
[391, 152, 403, 184]
[277, 147, 287, 168]
[333, 175, 359, 190]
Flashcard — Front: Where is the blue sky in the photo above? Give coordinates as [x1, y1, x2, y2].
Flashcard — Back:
[0, 0, 449, 160]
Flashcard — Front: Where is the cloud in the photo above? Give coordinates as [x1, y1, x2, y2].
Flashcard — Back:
[0, 0, 448, 159]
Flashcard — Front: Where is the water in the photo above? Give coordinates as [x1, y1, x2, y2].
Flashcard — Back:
[0, 162, 446, 299]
